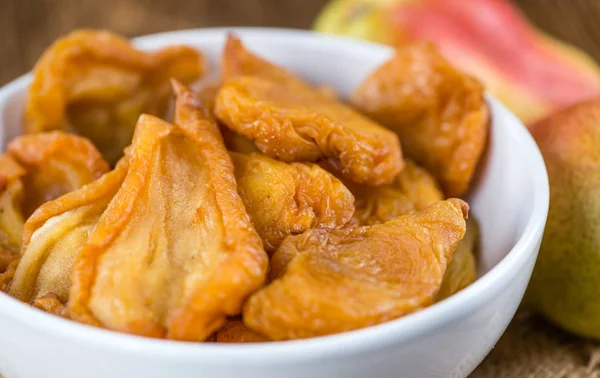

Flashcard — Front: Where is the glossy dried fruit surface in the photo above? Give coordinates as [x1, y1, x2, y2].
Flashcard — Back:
[24, 29, 204, 164]
[8, 132, 109, 216]
[244, 199, 468, 340]
[437, 216, 478, 301]
[32, 293, 70, 319]
[0, 156, 26, 272]
[221, 35, 339, 101]
[216, 76, 403, 186]
[231, 152, 355, 252]
[8, 158, 128, 304]
[0, 260, 18, 291]
[221, 127, 259, 153]
[216, 320, 269, 343]
[193, 78, 260, 153]
[349, 160, 443, 225]
[352, 43, 488, 196]
[69, 82, 268, 341]
[0, 132, 108, 274]
[222, 35, 310, 90]
[215, 36, 403, 186]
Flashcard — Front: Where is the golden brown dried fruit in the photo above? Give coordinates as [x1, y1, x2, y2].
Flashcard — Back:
[437, 217, 479, 301]
[216, 76, 403, 186]
[32, 293, 70, 319]
[222, 35, 340, 101]
[352, 43, 489, 196]
[244, 199, 468, 340]
[8, 132, 110, 217]
[348, 160, 443, 225]
[24, 29, 204, 164]
[0, 132, 108, 273]
[215, 36, 403, 186]
[222, 35, 309, 89]
[68, 82, 268, 341]
[8, 158, 128, 304]
[221, 127, 259, 153]
[216, 320, 269, 343]
[343, 158, 476, 301]
[0, 260, 18, 291]
[231, 152, 355, 252]
[0, 156, 26, 272]
[192, 79, 260, 153]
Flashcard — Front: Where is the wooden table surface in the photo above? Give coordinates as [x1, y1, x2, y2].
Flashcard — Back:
[2, 0, 600, 86]
[1, 0, 599, 377]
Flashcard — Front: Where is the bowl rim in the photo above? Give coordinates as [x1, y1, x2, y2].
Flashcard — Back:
[0, 27, 549, 363]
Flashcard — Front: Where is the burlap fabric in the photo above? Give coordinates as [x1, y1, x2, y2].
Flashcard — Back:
[472, 311, 599, 377]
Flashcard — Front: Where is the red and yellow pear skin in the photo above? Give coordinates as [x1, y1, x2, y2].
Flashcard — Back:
[314, 0, 600, 124]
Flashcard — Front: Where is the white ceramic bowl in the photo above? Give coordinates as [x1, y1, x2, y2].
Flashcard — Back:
[0, 28, 548, 378]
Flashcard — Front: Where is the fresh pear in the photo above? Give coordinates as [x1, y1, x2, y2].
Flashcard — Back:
[314, 0, 600, 123]
[527, 98, 600, 339]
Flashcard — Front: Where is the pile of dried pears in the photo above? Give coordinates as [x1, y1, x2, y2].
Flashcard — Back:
[0, 30, 488, 342]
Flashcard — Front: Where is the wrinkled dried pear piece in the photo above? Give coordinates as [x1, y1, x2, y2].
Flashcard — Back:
[193, 78, 261, 153]
[8, 158, 128, 305]
[216, 319, 269, 343]
[231, 152, 355, 252]
[33, 293, 70, 319]
[221, 127, 259, 153]
[352, 43, 489, 197]
[222, 35, 311, 90]
[8, 132, 110, 217]
[0, 155, 26, 272]
[0, 132, 108, 274]
[215, 36, 403, 186]
[0, 259, 19, 291]
[222, 35, 339, 100]
[244, 199, 468, 340]
[348, 160, 443, 225]
[437, 217, 479, 301]
[69, 82, 268, 341]
[24, 29, 205, 164]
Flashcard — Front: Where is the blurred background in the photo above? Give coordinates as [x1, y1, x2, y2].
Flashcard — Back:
[2, 0, 600, 85]
[3, 0, 600, 377]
